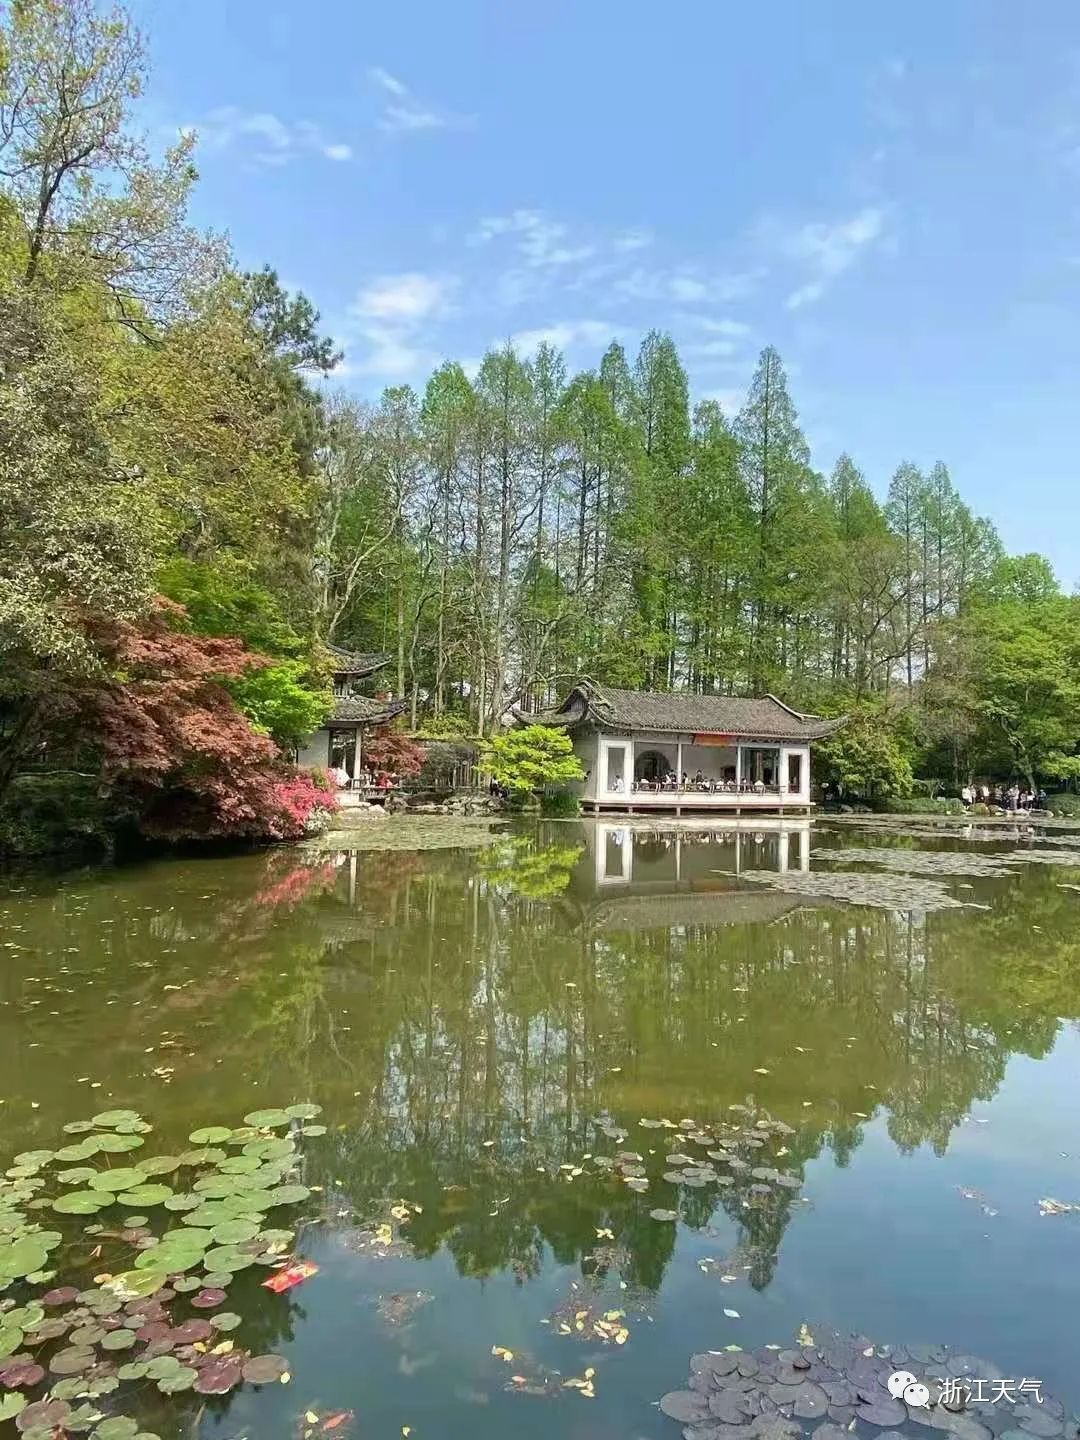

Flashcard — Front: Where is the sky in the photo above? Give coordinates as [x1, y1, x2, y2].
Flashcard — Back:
[132, 0, 1080, 586]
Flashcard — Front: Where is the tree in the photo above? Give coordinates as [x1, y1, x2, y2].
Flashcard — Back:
[362, 724, 426, 779]
[0, 0, 216, 314]
[88, 600, 336, 840]
[0, 286, 155, 800]
[814, 705, 914, 801]
[480, 725, 584, 800]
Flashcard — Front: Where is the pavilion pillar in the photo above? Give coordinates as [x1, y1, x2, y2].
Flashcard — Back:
[735, 746, 742, 789]
[676, 737, 683, 785]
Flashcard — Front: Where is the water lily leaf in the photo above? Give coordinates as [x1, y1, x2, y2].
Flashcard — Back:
[61, 1122, 97, 1135]
[179, 1149, 226, 1167]
[0, 1359, 44, 1387]
[241, 1353, 289, 1384]
[242, 1109, 291, 1129]
[52, 1192, 108, 1215]
[242, 1138, 294, 1161]
[0, 1392, 27, 1421]
[649, 1208, 679, 1221]
[88, 1169, 146, 1193]
[100, 1328, 137, 1351]
[13, 1151, 54, 1169]
[188, 1127, 232, 1145]
[210, 1220, 259, 1245]
[101, 1269, 167, 1300]
[56, 1142, 99, 1162]
[217, 1156, 259, 1175]
[157, 1366, 197, 1394]
[201, 1270, 234, 1288]
[42, 1285, 79, 1305]
[265, 1185, 309, 1205]
[138, 1156, 181, 1177]
[122, 1185, 173, 1207]
[94, 1135, 144, 1154]
[91, 1419, 139, 1440]
[162, 1195, 201, 1212]
[57, 1167, 98, 1186]
[0, 1237, 49, 1277]
[47, 1347, 94, 1376]
[170, 1275, 200, 1293]
[0, 1324, 24, 1359]
[190, 1287, 226, 1309]
[91, 1111, 142, 1128]
[116, 1362, 149, 1381]
[299, 1125, 327, 1137]
[194, 1358, 243, 1394]
[203, 1247, 255, 1272]
[171, 1319, 213, 1343]
[209, 1312, 241, 1331]
[284, 1104, 321, 1121]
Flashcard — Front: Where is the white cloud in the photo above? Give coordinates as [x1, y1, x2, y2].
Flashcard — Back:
[368, 66, 408, 98]
[470, 210, 595, 268]
[686, 337, 739, 358]
[509, 319, 621, 354]
[190, 106, 353, 166]
[367, 67, 471, 137]
[344, 272, 457, 382]
[615, 266, 760, 305]
[776, 205, 888, 309]
[352, 272, 455, 323]
[702, 386, 746, 415]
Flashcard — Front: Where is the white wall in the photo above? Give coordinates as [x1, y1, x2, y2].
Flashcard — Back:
[572, 731, 599, 800]
[779, 744, 810, 801]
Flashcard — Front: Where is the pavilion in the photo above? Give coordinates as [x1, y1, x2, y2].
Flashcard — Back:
[518, 681, 843, 813]
[296, 647, 406, 786]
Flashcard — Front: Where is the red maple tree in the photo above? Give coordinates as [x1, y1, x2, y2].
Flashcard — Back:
[86, 600, 336, 841]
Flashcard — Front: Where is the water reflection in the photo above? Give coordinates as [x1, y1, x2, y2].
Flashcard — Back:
[3, 822, 1080, 1433]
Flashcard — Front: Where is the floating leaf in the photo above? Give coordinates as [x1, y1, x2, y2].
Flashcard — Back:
[649, 1208, 678, 1222]
[101, 1269, 168, 1300]
[188, 1127, 232, 1145]
[265, 1185, 309, 1206]
[91, 1111, 142, 1128]
[138, 1156, 182, 1177]
[92, 1419, 139, 1440]
[100, 1328, 137, 1351]
[210, 1220, 259, 1245]
[95, 1134, 144, 1154]
[157, 1366, 197, 1394]
[0, 1325, 23, 1360]
[122, 1185, 173, 1207]
[242, 1109, 291, 1129]
[88, 1169, 146, 1193]
[190, 1288, 226, 1310]
[209, 1311, 241, 1331]
[194, 1358, 242, 1394]
[241, 1353, 290, 1384]
[0, 1392, 26, 1421]
[0, 1236, 49, 1279]
[285, 1104, 321, 1121]
[262, 1261, 317, 1293]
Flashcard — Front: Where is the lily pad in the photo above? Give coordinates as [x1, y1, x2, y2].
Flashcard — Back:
[190, 1287, 226, 1309]
[649, 1208, 679, 1221]
[95, 1134, 144, 1154]
[157, 1366, 197, 1394]
[17, 1397, 72, 1430]
[47, 1347, 94, 1376]
[209, 1311, 241, 1331]
[100, 1328, 137, 1351]
[242, 1109, 291, 1129]
[122, 1185, 173, 1207]
[88, 1169, 147, 1192]
[210, 1220, 259, 1244]
[0, 1236, 49, 1279]
[284, 1104, 322, 1121]
[242, 1353, 290, 1384]
[138, 1156, 182, 1177]
[52, 1191, 108, 1215]
[0, 1393, 27, 1421]
[265, 1185, 309, 1205]
[188, 1127, 232, 1145]
[92, 1420, 139, 1440]
[0, 1325, 24, 1360]
[194, 1358, 243, 1394]
[91, 1110, 142, 1128]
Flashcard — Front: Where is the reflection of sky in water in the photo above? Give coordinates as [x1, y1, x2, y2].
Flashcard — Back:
[1, 817, 1080, 1437]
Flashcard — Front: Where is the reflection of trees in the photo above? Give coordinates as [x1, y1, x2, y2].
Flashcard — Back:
[4, 832, 1080, 1299]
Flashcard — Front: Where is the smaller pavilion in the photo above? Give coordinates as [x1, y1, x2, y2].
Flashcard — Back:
[296, 647, 406, 784]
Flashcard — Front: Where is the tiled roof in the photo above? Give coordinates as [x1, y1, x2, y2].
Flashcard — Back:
[518, 682, 843, 741]
[329, 695, 408, 725]
[326, 645, 392, 677]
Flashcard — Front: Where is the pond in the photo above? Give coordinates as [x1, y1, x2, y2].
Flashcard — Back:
[2, 816, 1080, 1440]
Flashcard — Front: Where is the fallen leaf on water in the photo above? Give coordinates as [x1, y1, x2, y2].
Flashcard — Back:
[492, 1346, 514, 1362]
[797, 1322, 815, 1346]
[322, 1413, 353, 1432]
[595, 1227, 614, 1240]
[754, 1068, 770, 1075]
[724, 1308, 740, 1318]
[262, 1261, 319, 1294]
[1039, 1197, 1078, 1216]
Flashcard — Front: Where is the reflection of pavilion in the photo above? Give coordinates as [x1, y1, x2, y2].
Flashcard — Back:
[588, 818, 811, 890]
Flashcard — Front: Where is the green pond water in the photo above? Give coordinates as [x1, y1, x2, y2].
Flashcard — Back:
[2, 817, 1080, 1439]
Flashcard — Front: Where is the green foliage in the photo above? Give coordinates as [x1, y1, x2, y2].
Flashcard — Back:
[0, 773, 115, 857]
[228, 661, 331, 748]
[414, 713, 476, 740]
[480, 726, 584, 798]
[157, 558, 306, 657]
[877, 796, 965, 815]
[539, 789, 581, 817]
[815, 706, 914, 801]
[1045, 793, 1080, 818]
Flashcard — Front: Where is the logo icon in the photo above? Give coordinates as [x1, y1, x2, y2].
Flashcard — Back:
[888, 1371, 930, 1407]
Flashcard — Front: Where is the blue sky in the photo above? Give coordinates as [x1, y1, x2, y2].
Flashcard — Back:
[133, 0, 1080, 584]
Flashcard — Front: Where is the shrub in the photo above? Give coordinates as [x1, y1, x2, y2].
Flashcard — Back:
[480, 725, 584, 800]
[1046, 792, 1080, 817]
[540, 789, 580, 817]
[877, 796, 965, 815]
[0, 773, 115, 857]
